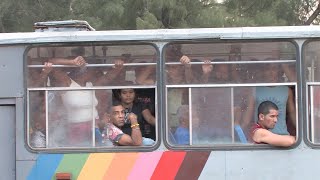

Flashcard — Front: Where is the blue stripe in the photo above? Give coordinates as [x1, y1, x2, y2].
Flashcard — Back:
[27, 154, 63, 180]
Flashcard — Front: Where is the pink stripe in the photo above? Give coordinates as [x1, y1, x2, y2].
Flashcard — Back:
[127, 152, 163, 180]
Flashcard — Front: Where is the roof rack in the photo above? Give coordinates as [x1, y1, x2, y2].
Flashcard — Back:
[33, 20, 95, 32]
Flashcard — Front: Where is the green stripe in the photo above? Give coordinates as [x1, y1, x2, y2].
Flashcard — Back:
[52, 154, 89, 180]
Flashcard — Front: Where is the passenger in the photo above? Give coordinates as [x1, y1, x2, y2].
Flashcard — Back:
[134, 59, 156, 85]
[134, 88, 156, 140]
[166, 51, 213, 129]
[192, 60, 233, 143]
[134, 59, 156, 140]
[104, 101, 143, 146]
[48, 56, 123, 146]
[251, 101, 295, 147]
[30, 114, 46, 148]
[179, 55, 213, 83]
[114, 88, 156, 142]
[174, 105, 190, 145]
[28, 61, 53, 87]
[30, 107, 46, 148]
[243, 62, 296, 136]
[212, 63, 229, 83]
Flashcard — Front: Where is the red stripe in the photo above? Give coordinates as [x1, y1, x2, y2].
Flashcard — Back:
[175, 151, 211, 180]
[151, 151, 186, 180]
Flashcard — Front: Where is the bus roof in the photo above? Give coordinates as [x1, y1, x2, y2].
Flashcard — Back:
[0, 26, 320, 45]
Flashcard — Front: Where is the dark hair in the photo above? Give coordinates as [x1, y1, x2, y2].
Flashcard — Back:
[257, 101, 278, 118]
[71, 47, 85, 56]
[68, 66, 87, 80]
[112, 100, 123, 107]
[108, 100, 123, 113]
[112, 88, 136, 102]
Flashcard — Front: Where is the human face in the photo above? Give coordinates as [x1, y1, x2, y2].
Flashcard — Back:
[215, 65, 229, 81]
[166, 65, 183, 82]
[259, 109, 278, 129]
[265, 64, 280, 82]
[111, 105, 125, 127]
[120, 89, 135, 105]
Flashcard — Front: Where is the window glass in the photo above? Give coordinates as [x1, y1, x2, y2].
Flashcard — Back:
[304, 41, 320, 144]
[26, 44, 157, 149]
[165, 42, 297, 147]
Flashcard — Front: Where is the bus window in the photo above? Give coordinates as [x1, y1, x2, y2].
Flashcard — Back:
[304, 41, 320, 144]
[26, 44, 158, 150]
[165, 42, 297, 147]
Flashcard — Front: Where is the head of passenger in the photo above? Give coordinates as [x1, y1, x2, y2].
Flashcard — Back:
[165, 44, 182, 62]
[166, 64, 184, 83]
[214, 61, 229, 82]
[264, 58, 283, 83]
[68, 66, 88, 81]
[118, 88, 136, 105]
[176, 105, 200, 128]
[177, 105, 190, 128]
[110, 101, 125, 128]
[257, 101, 279, 129]
[165, 44, 184, 83]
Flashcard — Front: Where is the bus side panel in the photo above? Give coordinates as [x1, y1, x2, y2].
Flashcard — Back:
[0, 105, 15, 180]
[16, 96, 37, 180]
[0, 46, 25, 98]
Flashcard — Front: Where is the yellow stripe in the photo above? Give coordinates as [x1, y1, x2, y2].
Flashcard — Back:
[77, 153, 115, 180]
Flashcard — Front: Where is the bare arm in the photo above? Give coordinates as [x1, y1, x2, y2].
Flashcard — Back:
[49, 56, 86, 66]
[287, 87, 296, 128]
[118, 113, 142, 146]
[282, 64, 296, 82]
[241, 94, 255, 130]
[94, 59, 124, 86]
[201, 59, 213, 83]
[48, 56, 86, 86]
[142, 109, 155, 126]
[180, 55, 196, 83]
[30, 62, 53, 87]
[253, 128, 295, 147]
[135, 65, 155, 85]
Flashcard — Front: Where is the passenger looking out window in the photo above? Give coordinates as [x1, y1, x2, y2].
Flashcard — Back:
[113, 88, 156, 144]
[251, 101, 295, 147]
[242, 63, 296, 136]
[102, 101, 143, 146]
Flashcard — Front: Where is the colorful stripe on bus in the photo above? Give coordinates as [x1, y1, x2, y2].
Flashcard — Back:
[27, 151, 211, 180]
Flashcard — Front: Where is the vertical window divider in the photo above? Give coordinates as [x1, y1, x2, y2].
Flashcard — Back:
[231, 87, 235, 143]
[310, 86, 314, 142]
[189, 87, 193, 145]
[92, 90, 96, 147]
[45, 90, 49, 148]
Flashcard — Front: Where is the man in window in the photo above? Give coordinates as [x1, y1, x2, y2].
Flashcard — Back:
[251, 101, 295, 147]
[103, 101, 143, 146]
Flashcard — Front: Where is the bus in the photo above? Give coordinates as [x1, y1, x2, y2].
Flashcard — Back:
[1, 20, 320, 179]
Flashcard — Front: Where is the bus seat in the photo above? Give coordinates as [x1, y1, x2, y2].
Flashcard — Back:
[234, 125, 248, 143]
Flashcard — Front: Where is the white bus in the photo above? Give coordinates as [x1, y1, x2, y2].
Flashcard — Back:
[1, 21, 320, 179]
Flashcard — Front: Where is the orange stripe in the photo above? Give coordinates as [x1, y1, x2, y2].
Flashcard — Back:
[77, 153, 115, 180]
[103, 152, 140, 180]
[151, 151, 186, 180]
